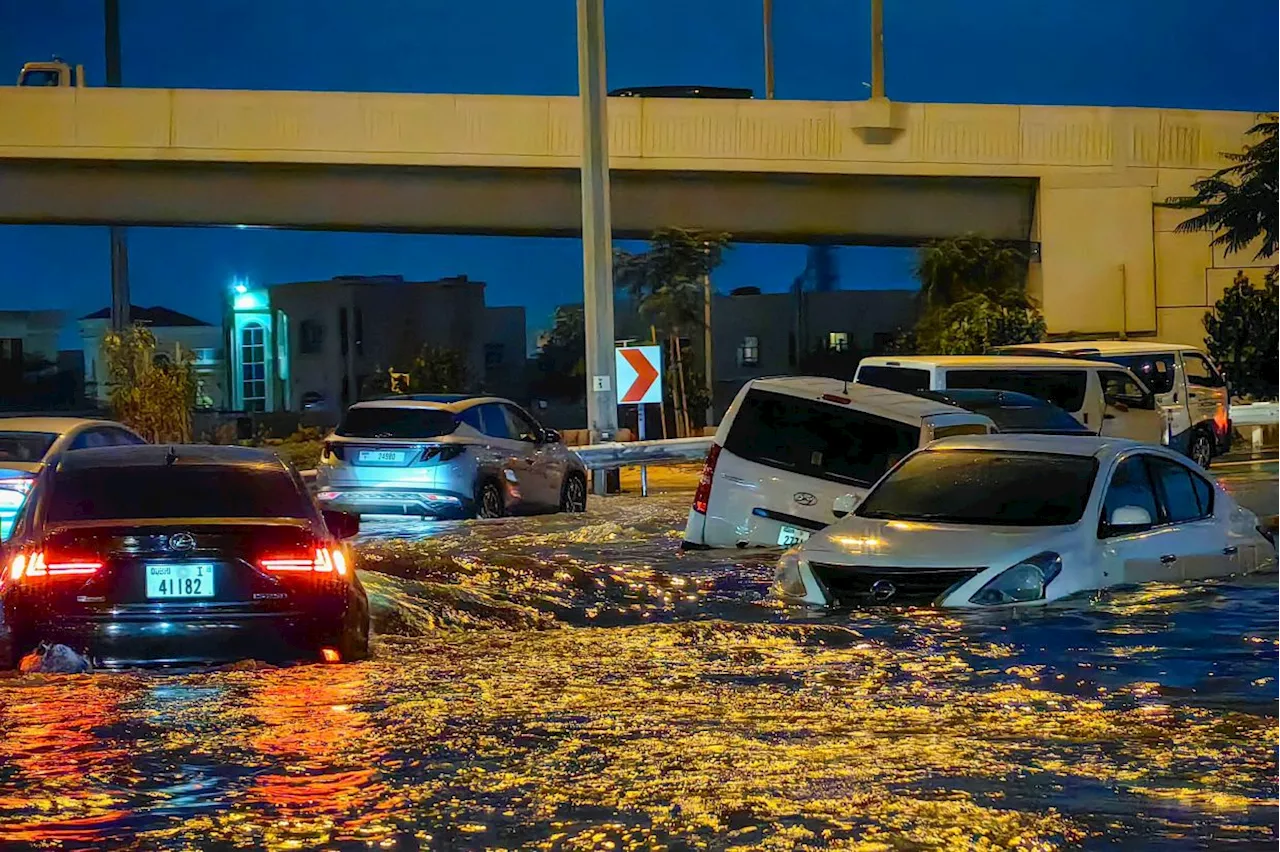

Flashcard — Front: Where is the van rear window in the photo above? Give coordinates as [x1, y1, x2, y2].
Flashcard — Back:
[724, 389, 920, 487]
[944, 369, 1088, 413]
[857, 365, 930, 393]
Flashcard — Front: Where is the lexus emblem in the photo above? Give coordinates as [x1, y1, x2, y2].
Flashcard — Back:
[793, 492, 817, 506]
[168, 532, 197, 552]
[870, 579, 897, 603]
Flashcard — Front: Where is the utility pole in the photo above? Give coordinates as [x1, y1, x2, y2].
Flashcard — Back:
[105, 0, 130, 332]
[762, 0, 775, 99]
[870, 0, 885, 100]
[576, 0, 619, 495]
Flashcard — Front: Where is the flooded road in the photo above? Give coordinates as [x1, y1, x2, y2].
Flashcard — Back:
[0, 466, 1275, 850]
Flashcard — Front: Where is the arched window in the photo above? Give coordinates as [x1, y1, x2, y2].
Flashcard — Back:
[240, 322, 266, 412]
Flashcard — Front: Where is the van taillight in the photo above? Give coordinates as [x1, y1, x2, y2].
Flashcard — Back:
[693, 444, 722, 515]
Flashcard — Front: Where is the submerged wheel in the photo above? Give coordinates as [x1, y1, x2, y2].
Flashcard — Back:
[561, 473, 588, 513]
[477, 480, 505, 519]
[1189, 430, 1214, 469]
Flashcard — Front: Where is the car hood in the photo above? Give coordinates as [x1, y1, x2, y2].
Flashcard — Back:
[800, 515, 1074, 569]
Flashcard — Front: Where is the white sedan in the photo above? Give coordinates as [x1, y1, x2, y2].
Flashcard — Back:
[774, 434, 1276, 609]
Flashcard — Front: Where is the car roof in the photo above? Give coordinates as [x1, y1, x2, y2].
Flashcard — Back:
[748, 376, 987, 421]
[56, 444, 287, 470]
[0, 416, 118, 434]
[347, 395, 508, 412]
[996, 340, 1203, 356]
[923, 433, 1143, 458]
[860, 354, 1109, 370]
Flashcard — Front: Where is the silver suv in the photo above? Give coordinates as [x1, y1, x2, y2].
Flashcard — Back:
[315, 395, 588, 519]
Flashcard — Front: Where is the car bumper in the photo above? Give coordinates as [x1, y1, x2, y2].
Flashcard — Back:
[315, 486, 473, 518]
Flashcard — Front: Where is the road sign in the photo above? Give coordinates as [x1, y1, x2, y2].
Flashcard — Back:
[615, 345, 662, 405]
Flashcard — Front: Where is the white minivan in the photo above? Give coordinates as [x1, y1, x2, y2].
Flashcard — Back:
[682, 377, 996, 550]
[854, 355, 1164, 445]
[992, 341, 1232, 468]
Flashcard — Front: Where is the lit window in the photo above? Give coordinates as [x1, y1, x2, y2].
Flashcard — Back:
[738, 336, 760, 367]
[240, 322, 266, 412]
[828, 332, 849, 352]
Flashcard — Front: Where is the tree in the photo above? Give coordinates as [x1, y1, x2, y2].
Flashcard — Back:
[101, 325, 196, 443]
[615, 227, 731, 434]
[533, 306, 586, 399]
[407, 345, 468, 394]
[1167, 115, 1277, 261]
[1203, 268, 1278, 400]
[914, 233, 1027, 309]
[913, 293, 1047, 355]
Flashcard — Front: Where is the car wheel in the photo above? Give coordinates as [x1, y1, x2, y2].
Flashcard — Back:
[1189, 430, 1214, 469]
[476, 480, 505, 519]
[561, 473, 588, 513]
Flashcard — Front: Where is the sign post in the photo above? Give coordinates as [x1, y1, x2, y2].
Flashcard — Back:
[615, 345, 663, 497]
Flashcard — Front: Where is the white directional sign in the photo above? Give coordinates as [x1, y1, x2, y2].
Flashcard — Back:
[614, 345, 663, 406]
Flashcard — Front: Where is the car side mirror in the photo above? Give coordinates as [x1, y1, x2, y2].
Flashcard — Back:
[832, 493, 861, 518]
[542, 429, 562, 444]
[1108, 505, 1152, 531]
[322, 509, 360, 540]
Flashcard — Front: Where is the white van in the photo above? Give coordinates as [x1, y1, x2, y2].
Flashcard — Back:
[682, 377, 996, 550]
[854, 355, 1165, 444]
[991, 341, 1232, 468]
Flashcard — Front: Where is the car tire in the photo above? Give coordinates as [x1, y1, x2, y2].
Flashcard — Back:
[561, 473, 588, 514]
[476, 480, 505, 519]
[1189, 430, 1214, 469]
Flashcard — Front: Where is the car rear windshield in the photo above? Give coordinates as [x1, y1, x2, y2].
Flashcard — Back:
[47, 465, 309, 521]
[858, 365, 931, 393]
[857, 449, 1097, 526]
[0, 431, 57, 462]
[336, 407, 459, 439]
[944, 369, 1088, 413]
[724, 389, 920, 487]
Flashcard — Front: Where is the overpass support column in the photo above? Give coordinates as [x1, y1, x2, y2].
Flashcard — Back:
[577, 0, 619, 495]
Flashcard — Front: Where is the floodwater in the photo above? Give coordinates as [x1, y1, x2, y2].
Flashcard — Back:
[0, 474, 1276, 850]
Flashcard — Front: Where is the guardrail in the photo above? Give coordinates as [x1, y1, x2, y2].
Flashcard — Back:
[1232, 402, 1278, 426]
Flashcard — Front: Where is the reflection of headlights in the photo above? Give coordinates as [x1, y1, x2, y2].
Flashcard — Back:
[774, 549, 808, 598]
[969, 551, 1062, 606]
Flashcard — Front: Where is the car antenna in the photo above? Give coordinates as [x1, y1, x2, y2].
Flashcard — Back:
[165, 446, 178, 466]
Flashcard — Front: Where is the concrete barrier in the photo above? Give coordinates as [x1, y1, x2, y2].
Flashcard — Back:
[1231, 402, 1278, 452]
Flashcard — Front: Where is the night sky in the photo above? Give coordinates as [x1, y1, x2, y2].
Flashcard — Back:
[3, 0, 1277, 349]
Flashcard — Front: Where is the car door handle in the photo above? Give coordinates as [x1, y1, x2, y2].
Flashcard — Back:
[1223, 545, 1239, 555]
[1160, 554, 1178, 564]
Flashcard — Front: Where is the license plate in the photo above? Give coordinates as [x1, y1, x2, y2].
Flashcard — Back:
[146, 563, 215, 599]
[359, 450, 406, 464]
[777, 526, 810, 547]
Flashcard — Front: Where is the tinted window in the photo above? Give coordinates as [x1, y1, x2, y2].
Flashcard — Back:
[503, 406, 542, 443]
[457, 406, 483, 433]
[1100, 370, 1154, 408]
[336, 407, 459, 439]
[1183, 353, 1225, 388]
[857, 450, 1097, 526]
[0, 431, 57, 462]
[70, 429, 114, 450]
[945, 369, 1088, 413]
[1191, 472, 1214, 516]
[110, 429, 146, 446]
[858, 365, 930, 393]
[48, 466, 308, 521]
[725, 389, 920, 487]
[479, 404, 510, 439]
[1097, 354, 1176, 395]
[1101, 456, 1159, 533]
[1150, 457, 1210, 523]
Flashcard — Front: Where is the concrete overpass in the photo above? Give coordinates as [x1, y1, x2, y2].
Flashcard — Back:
[0, 87, 1267, 343]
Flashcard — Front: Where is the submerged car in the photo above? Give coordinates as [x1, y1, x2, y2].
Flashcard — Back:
[316, 395, 588, 520]
[0, 417, 145, 539]
[774, 434, 1276, 609]
[0, 445, 368, 668]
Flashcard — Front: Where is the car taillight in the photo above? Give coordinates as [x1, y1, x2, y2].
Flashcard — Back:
[322, 442, 346, 461]
[693, 443, 722, 515]
[420, 445, 465, 464]
[260, 546, 347, 577]
[8, 550, 103, 581]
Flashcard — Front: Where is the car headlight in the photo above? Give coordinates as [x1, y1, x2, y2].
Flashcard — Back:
[969, 551, 1062, 606]
[774, 549, 808, 598]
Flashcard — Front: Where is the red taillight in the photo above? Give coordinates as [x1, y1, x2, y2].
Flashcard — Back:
[260, 546, 347, 577]
[9, 550, 102, 581]
[693, 444, 722, 515]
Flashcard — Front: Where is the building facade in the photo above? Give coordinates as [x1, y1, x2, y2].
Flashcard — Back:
[79, 305, 225, 409]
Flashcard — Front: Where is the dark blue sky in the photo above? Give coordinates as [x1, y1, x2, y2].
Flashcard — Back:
[3, 0, 1277, 348]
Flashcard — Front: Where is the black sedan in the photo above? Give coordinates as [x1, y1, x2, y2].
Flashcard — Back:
[0, 444, 369, 668]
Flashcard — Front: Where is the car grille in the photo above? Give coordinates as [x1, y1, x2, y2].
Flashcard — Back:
[807, 562, 984, 607]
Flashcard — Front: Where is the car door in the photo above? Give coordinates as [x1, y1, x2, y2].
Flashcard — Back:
[475, 403, 530, 512]
[502, 404, 557, 509]
[513, 406, 570, 508]
[1097, 369, 1164, 444]
[1145, 455, 1232, 580]
[1096, 453, 1183, 586]
[1181, 352, 1229, 435]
